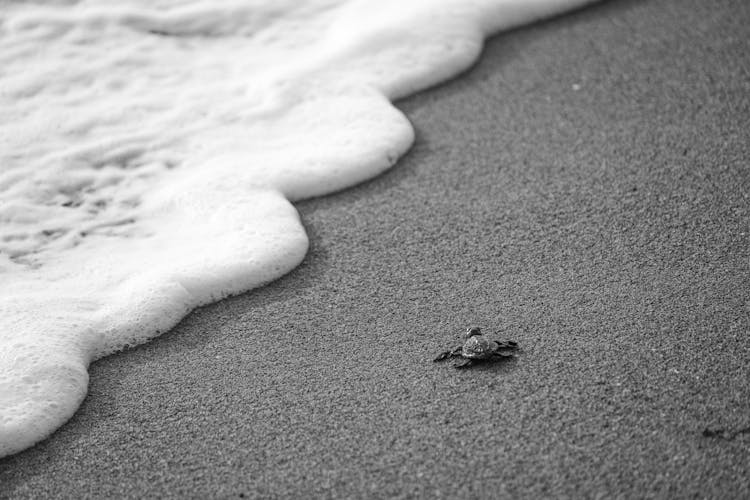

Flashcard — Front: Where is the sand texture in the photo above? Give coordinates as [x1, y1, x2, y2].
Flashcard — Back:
[2, 0, 749, 498]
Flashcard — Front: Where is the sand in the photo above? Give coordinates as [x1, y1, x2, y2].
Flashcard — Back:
[2, 0, 749, 497]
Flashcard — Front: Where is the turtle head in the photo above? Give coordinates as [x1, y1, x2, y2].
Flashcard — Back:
[464, 326, 482, 338]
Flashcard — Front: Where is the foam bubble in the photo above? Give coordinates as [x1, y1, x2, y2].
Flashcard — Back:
[0, 0, 596, 457]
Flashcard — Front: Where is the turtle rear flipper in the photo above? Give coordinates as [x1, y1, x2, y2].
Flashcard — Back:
[453, 358, 474, 369]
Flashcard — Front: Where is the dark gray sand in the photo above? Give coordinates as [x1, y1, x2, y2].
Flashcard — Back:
[2, 0, 749, 498]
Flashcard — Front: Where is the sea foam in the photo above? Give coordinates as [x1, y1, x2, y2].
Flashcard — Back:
[0, 0, 595, 457]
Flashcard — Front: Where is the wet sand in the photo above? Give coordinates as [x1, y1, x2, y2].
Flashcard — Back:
[2, 0, 749, 497]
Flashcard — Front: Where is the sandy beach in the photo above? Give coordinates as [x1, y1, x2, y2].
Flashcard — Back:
[2, 0, 749, 497]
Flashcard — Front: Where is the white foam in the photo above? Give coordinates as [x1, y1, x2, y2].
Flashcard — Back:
[0, 0, 596, 457]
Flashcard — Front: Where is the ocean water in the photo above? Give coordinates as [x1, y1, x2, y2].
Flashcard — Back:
[0, 0, 595, 457]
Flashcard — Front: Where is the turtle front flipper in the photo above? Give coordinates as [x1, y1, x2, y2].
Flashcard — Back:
[433, 345, 463, 362]
[493, 340, 519, 351]
[433, 350, 453, 362]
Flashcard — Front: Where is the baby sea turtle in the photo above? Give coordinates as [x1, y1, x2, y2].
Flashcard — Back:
[433, 326, 518, 369]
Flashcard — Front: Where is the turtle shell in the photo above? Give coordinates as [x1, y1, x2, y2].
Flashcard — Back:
[461, 336, 498, 359]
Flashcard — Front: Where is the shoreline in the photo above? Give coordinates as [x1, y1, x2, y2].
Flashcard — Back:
[2, 0, 749, 497]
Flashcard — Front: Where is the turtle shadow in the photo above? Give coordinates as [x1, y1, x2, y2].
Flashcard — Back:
[435, 354, 520, 374]
[462, 356, 519, 374]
